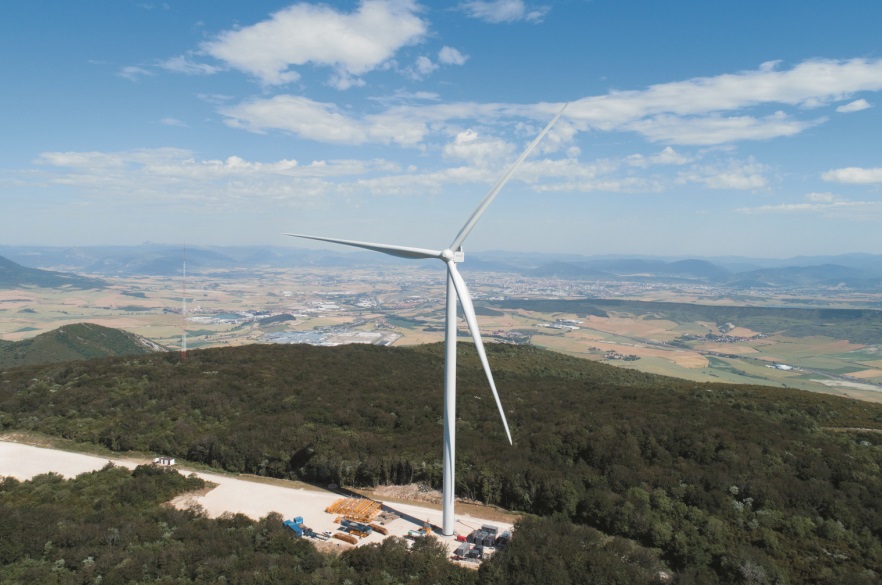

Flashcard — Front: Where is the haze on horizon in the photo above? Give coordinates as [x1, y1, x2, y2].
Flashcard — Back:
[2, 1, 882, 258]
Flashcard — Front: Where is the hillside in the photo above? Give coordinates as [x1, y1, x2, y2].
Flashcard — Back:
[0, 323, 162, 368]
[1, 343, 880, 582]
[0, 254, 105, 289]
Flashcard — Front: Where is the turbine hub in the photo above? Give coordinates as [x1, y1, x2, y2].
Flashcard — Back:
[441, 249, 454, 261]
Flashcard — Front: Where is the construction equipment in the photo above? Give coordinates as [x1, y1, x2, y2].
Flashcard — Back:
[407, 519, 433, 539]
[284, 516, 305, 538]
[341, 519, 373, 538]
[467, 524, 499, 547]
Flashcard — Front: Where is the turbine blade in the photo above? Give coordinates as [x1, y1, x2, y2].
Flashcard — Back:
[285, 233, 442, 260]
[447, 262, 512, 445]
[449, 103, 568, 252]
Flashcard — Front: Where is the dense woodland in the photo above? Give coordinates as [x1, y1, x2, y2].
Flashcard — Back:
[2, 342, 882, 583]
[0, 464, 670, 584]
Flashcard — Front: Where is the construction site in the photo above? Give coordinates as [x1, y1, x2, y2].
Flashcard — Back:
[0, 441, 516, 567]
[282, 495, 513, 564]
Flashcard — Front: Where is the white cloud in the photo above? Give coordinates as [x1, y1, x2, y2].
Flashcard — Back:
[443, 129, 513, 167]
[626, 146, 693, 168]
[438, 46, 468, 66]
[118, 66, 153, 82]
[459, 1, 550, 24]
[822, 166, 882, 184]
[159, 55, 223, 76]
[29, 148, 402, 208]
[201, 0, 427, 86]
[624, 112, 819, 145]
[327, 72, 367, 91]
[677, 158, 769, 190]
[408, 55, 438, 79]
[221, 96, 371, 143]
[221, 95, 437, 147]
[737, 192, 882, 218]
[219, 58, 882, 149]
[836, 98, 871, 113]
[569, 58, 882, 143]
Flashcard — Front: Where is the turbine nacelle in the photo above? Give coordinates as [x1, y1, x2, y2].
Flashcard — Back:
[441, 248, 464, 263]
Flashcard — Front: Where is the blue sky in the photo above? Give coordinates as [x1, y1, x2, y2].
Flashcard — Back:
[3, 0, 882, 257]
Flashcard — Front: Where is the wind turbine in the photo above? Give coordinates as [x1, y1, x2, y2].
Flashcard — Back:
[286, 105, 566, 535]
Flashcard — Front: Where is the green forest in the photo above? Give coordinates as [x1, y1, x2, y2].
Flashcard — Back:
[2, 342, 882, 583]
[0, 465, 667, 584]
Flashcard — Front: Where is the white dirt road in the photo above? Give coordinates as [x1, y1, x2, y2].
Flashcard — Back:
[0, 441, 512, 556]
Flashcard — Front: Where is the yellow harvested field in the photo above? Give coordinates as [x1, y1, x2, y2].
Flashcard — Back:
[581, 315, 679, 339]
[537, 337, 707, 369]
[849, 369, 882, 380]
[694, 343, 758, 355]
[394, 329, 444, 345]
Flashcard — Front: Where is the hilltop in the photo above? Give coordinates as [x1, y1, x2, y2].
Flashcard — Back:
[0, 323, 163, 368]
[1, 342, 880, 582]
[0, 254, 104, 289]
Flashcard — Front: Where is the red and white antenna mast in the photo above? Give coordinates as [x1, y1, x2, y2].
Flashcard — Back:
[181, 251, 187, 362]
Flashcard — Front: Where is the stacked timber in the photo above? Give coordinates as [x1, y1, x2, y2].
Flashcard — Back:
[332, 533, 358, 545]
[325, 497, 382, 523]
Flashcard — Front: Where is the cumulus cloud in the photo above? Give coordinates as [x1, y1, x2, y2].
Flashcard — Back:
[443, 129, 513, 166]
[219, 58, 882, 149]
[407, 55, 438, 79]
[459, 0, 550, 24]
[201, 0, 427, 86]
[836, 98, 871, 113]
[438, 46, 468, 66]
[822, 166, 882, 184]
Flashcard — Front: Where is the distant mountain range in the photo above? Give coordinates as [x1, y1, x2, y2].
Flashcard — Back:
[0, 255, 105, 289]
[0, 323, 163, 368]
[1, 244, 882, 290]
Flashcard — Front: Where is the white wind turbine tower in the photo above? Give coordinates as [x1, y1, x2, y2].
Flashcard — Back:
[286, 105, 566, 536]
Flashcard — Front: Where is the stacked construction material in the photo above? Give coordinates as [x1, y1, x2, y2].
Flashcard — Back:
[325, 497, 382, 523]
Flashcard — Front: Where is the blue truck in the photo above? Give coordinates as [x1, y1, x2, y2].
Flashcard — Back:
[284, 516, 304, 538]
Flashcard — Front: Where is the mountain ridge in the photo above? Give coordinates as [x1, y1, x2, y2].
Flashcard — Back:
[2, 245, 882, 289]
[0, 254, 105, 289]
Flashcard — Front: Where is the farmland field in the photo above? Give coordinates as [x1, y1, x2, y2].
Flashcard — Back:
[3, 266, 882, 403]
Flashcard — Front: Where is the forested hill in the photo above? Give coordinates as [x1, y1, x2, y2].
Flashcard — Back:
[1, 343, 881, 582]
[0, 254, 105, 289]
[0, 323, 162, 368]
